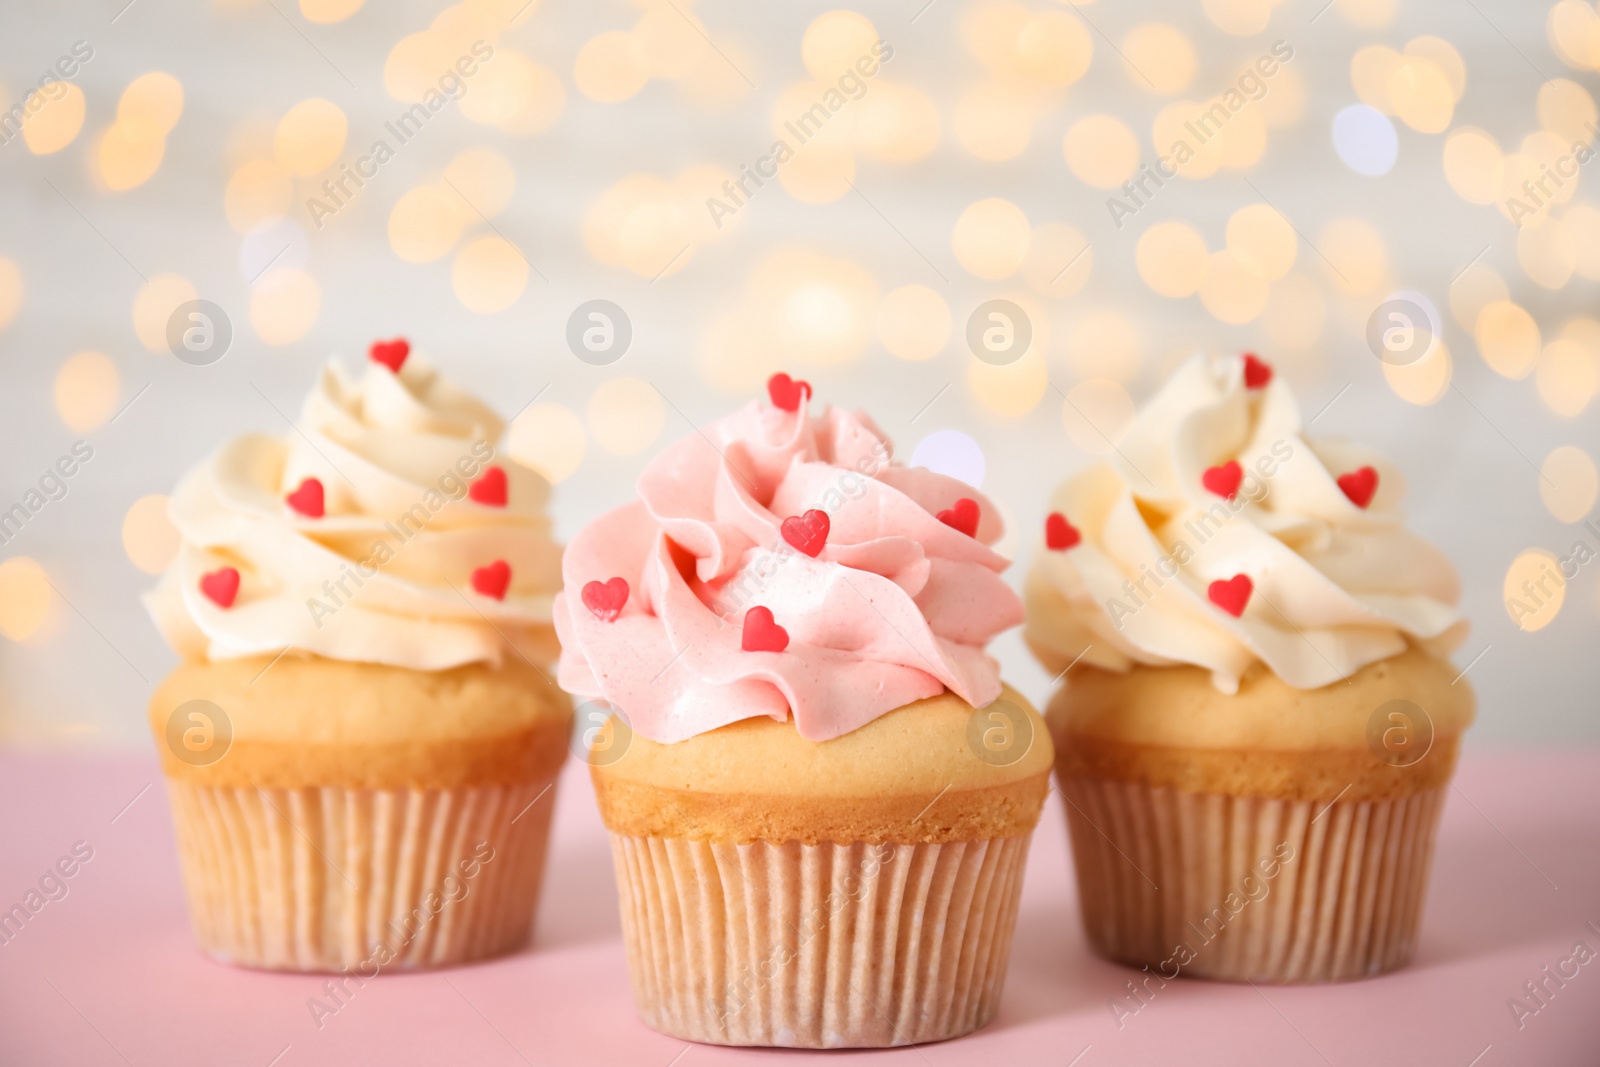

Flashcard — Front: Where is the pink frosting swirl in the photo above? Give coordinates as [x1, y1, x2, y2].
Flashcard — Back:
[554, 398, 1023, 742]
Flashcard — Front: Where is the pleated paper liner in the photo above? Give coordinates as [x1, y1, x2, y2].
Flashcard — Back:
[1058, 777, 1446, 982]
[609, 834, 1033, 1048]
[165, 777, 558, 971]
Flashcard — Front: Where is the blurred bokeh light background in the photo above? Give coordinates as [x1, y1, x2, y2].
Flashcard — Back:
[2, 0, 1597, 747]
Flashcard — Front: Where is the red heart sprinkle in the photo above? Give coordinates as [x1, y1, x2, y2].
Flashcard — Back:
[1337, 466, 1379, 509]
[1045, 512, 1080, 550]
[582, 577, 629, 622]
[471, 560, 511, 600]
[741, 606, 789, 653]
[285, 477, 325, 518]
[766, 373, 811, 412]
[1202, 460, 1244, 499]
[370, 338, 410, 373]
[937, 497, 980, 537]
[1208, 574, 1253, 618]
[468, 466, 508, 507]
[200, 567, 240, 609]
[780, 509, 830, 558]
[1243, 353, 1272, 389]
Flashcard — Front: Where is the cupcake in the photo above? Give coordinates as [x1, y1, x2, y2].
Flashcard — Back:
[144, 340, 571, 972]
[1025, 352, 1472, 983]
[555, 374, 1052, 1047]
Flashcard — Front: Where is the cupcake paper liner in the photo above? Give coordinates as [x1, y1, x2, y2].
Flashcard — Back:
[1059, 777, 1446, 982]
[609, 833, 1033, 1048]
[165, 777, 558, 971]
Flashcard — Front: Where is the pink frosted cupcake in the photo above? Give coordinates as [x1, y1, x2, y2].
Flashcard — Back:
[555, 374, 1053, 1047]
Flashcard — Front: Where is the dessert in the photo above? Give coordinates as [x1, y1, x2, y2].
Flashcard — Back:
[144, 340, 570, 971]
[555, 374, 1051, 1046]
[1025, 351, 1472, 982]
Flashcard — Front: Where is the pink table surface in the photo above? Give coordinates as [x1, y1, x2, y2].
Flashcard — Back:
[0, 750, 1596, 1067]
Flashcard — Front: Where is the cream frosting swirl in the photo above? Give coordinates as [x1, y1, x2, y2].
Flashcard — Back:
[1025, 352, 1467, 693]
[554, 397, 1024, 743]
[146, 355, 561, 669]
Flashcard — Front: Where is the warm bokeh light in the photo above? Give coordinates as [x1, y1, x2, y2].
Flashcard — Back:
[1340, 0, 1398, 29]
[587, 376, 667, 455]
[132, 274, 198, 352]
[452, 235, 529, 313]
[1151, 101, 1225, 178]
[300, 0, 363, 23]
[460, 48, 542, 128]
[117, 72, 184, 139]
[54, 351, 120, 432]
[385, 32, 457, 103]
[635, 4, 712, 80]
[0, 558, 53, 642]
[97, 123, 165, 191]
[508, 402, 585, 484]
[854, 83, 940, 164]
[1062, 378, 1136, 454]
[1536, 337, 1598, 416]
[1389, 57, 1454, 133]
[1013, 11, 1092, 88]
[953, 83, 1035, 162]
[1262, 273, 1326, 350]
[224, 158, 293, 234]
[678, 38, 755, 111]
[967, 347, 1048, 417]
[777, 142, 855, 204]
[249, 268, 320, 345]
[443, 148, 516, 222]
[1203, 0, 1274, 37]
[697, 308, 780, 393]
[952, 198, 1031, 280]
[1475, 299, 1541, 379]
[1351, 44, 1401, 114]
[876, 284, 951, 361]
[1383, 338, 1452, 405]
[1404, 37, 1465, 101]
[584, 171, 699, 277]
[1136, 220, 1209, 298]
[1199, 250, 1269, 324]
[389, 185, 465, 263]
[1226, 204, 1297, 281]
[1442, 127, 1504, 205]
[574, 31, 651, 103]
[1021, 223, 1093, 298]
[1062, 114, 1139, 189]
[1065, 311, 1142, 384]
[122, 495, 180, 575]
[1121, 24, 1195, 94]
[1518, 218, 1576, 290]
[1540, 446, 1598, 522]
[1260, 63, 1305, 129]
[21, 83, 86, 155]
[0, 257, 21, 333]
[1449, 260, 1507, 331]
[496, 60, 566, 136]
[275, 98, 347, 176]
[801, 10, 879, 80]
[1318, 217, 1388, 293]
[751, 249, 877, 367]
[1549, 0, 1600, 71]
[1504, 549, 1565, 632]
[1565, 203, 1600, 280]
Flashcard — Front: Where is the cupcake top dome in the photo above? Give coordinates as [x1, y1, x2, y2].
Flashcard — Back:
[1025, 351, 1467, 694]
[555, 374, 1024, 743]
[145, 339, 562, 669]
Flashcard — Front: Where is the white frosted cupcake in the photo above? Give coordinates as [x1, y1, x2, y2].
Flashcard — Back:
[144, 340, 571, 971]
[1026, 352, 1473, 983]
